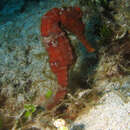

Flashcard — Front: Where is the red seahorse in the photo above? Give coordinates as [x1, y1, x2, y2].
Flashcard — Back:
[41, 7, 95, 109]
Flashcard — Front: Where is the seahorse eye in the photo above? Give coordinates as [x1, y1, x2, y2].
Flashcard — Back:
[51, 41, 58, 47]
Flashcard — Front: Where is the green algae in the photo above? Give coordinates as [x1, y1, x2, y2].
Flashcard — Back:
[45, 89, 53, 99]
[24, 104, 36, 119]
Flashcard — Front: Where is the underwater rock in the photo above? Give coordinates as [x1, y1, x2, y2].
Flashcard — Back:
[0, 0, 60, 115]
[71, 92, 130, 130]
[109, 0, 130, 38]
[0, 0, 129, 129]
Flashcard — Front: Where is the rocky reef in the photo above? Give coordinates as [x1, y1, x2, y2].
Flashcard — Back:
[0, 0, 129, 129]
